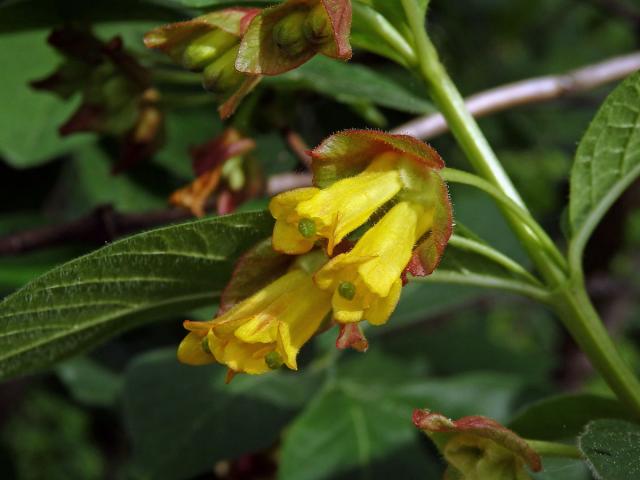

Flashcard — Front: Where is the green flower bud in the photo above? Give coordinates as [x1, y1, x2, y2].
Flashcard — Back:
[265, 351, 284, 370]
[201, 336, 211, 354]
[272, 9, 309, 57]
[202, 44, 244, 94]
[182, 29, 238, 71]
[298, 218, 317, 238]
[222, 156, 245, 191]
[338, 281, 356, 300]
[303, 4, 332, 45]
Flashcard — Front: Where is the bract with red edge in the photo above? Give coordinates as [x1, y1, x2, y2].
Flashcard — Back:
[170, 128, 257, 217]
[236, 0, 351, 75]
[406, 171, 453, 276]
[309, 129, 444, 188]
[144, 8, 262, 119]
[413, 409, 542, 479]
[144, 8, 261, 56]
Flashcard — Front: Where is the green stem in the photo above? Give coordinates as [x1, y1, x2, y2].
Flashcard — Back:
[414, 271, 551, 304]
[448, 235, 542, 285]
[442, 168, 568, 272]
[552, 279, 640, 415]
[401, 0, 640, 416]
[352, 3, 417, 66]
[153, 69, 202, 85]
[525, 440, 582, 459]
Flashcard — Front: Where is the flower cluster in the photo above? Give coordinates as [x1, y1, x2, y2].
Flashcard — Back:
[32, 27, 163, 172]
[179, 130, 452, 378]
[145, 0, 351, 118]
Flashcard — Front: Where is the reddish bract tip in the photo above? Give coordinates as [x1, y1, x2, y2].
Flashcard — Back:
[336, 323, 369, 352]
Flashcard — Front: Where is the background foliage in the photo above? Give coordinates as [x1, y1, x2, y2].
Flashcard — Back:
[1, 0, 639, 478]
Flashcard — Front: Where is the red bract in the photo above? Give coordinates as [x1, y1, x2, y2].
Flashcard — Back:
[335, 323, 368, 352]
[32, 28, 162, 173]
[413, 409, 542, 478]
[236, 0, 351, 75]
[169, 128, 257, 217]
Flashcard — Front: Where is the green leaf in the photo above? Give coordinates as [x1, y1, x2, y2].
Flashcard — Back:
[124, 348, 319, 480]
[55, 356, 123, 408]
[509, 393, 630, 441]
[0, 211, 273, 381]
[569, 71, 640, 270]
[61, 144, 166, 216]
[279, 352, 522, 480]
[579, 419, 640, 480]
[0, 30, 92, 167]
[266, 56, 434, 115]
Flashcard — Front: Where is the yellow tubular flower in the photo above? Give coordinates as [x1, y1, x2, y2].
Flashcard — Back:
[314, 201, 433, 325]
[269, 153, 404, 255]
[177, 268, 331, 375]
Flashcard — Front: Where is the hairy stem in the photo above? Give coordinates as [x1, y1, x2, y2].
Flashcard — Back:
[525, 439, 582, 459]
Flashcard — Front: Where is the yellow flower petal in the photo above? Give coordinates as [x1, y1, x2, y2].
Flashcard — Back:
[177, 331, 216, 365]
[315, 201, 430, 327]
[366, 278, 402, 325]
[179, 265, 331, 375]
[296, 169, 402, 253]
[272, 219, 317, 254]
[269, 187, 319, 218]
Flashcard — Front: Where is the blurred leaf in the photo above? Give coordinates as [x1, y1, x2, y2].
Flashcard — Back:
[569, 71, 640, 267]
[379, 299, 559, 390]
[0, 0, 183, 33]
[154, 0, 275, 8]
[531, 457, 590, 480]
[509, 393, 631, 441]
[123, 348, 319, 480]
[279, 352, 522, 480]
[0, 211, 273, 380]
[0, 389, 105, 479]
[153, 106, 223, 180]
[0, 30, 92, 167]
[56, 356, 123, 407]
[387, 281, 479, 330]
[267, 56, 434, 115]
[62, 144, 166, 216]
[253, 132, 297, 176]
[579, 419, 640, 480]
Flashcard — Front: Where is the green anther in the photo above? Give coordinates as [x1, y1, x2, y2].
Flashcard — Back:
[303, 4, 332, 45]
[201, 336, 211, 354]
[272, 10, 309, 57]
[298, 218, 317, 238]
[182, 29, 238, 71]
[202, 44, 244, 94]
[265, 351, 284, 370]
[338, 281, 356, 300]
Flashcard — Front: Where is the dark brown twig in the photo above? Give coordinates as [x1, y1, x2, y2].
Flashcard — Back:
[0, 172, 312, 256]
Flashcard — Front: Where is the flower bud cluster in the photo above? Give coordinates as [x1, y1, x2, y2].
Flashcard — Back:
[145, 1, 351, 117]
[31, 27, 162, 172]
